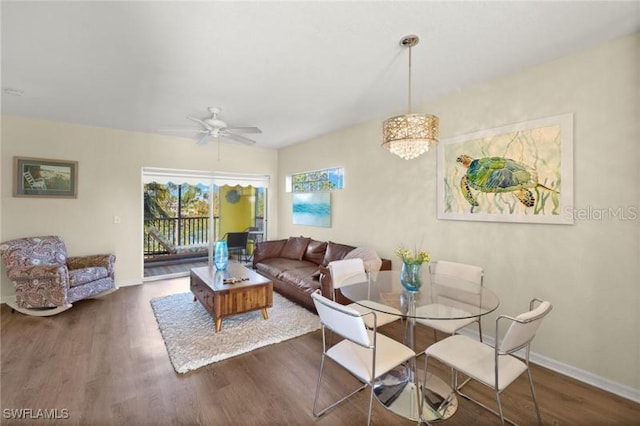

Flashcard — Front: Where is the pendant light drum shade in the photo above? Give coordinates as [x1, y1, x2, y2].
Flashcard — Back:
[382, 113, 439, 160]
[382, 34, 439, 160]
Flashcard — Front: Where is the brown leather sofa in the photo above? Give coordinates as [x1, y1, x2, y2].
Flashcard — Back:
[252, 236, 391, 311]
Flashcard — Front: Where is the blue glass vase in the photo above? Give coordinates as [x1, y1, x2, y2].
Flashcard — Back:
[214, 240, 229, 271]
[400, 261, 423, 292]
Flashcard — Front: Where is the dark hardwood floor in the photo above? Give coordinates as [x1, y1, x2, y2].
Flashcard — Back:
[1, 278, 639, 425]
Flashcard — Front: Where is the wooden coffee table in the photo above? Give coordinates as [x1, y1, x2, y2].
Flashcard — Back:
[190, 263, 273, 332]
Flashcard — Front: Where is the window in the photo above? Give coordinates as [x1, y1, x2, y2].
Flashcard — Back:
[286, 167, 344, 193]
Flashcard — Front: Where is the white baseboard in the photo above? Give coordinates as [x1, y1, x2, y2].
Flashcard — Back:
[116, 278, 143, 287]
[459, 329, 640, 404]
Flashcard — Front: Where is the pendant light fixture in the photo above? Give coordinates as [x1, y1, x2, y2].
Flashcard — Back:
[382, 35, 439, 160]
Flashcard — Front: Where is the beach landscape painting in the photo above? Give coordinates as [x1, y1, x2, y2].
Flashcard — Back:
[292, 192, 331, 227]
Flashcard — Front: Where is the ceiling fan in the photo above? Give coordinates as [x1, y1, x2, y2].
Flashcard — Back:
[166, 107, 262, 145]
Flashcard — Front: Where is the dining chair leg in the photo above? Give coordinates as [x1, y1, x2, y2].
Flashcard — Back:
[527, 368, 542, 425]
[312, 354, 327, 417]
[312, 353, 368, 418]
[495, 390, 506, 426]
[452, 369, 458, 392]
[367, 383, 374, 426]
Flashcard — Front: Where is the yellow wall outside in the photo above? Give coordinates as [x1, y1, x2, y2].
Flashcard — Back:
[218, 186, 256, 243]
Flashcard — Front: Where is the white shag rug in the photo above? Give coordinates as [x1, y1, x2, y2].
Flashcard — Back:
[150, 292, 320, 374]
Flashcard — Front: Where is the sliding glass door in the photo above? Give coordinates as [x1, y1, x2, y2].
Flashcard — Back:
[142, 168, 268, 279]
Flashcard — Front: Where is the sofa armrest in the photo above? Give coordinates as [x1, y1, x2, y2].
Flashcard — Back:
[319, 258, 393, 305]
[319, 265, 352, 305]
[67, 253, 116, 277]
[7, 265, 70, 308]
[7, 265, 70, 307]
[380, 258, 392, 271]
[7, 264, 68, 282]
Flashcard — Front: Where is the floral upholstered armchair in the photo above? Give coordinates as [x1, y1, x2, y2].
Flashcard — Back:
[0, 236, 117, 316]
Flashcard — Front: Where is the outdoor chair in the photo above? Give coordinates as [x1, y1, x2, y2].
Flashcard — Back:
[225, 231, 249, 262]
[23, 171, 47, 190]
[311, 291, 415, 426]
[146, 225, 208, 257]
[0, 236, 117, 316]
[421, 298, 552, 425]
[244, 226, 262, 261]
[328, 258, 401, 329]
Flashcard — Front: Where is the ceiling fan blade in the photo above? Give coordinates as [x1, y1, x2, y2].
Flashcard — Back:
[196, 134, 211, 145]
[221, 132, 256, 145]
[225, 126, 262, 134]
[187, 116, 212, 129]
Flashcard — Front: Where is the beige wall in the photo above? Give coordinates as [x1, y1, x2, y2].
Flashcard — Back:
[278, 34, 639, 395]
[1, 119, 278, 287]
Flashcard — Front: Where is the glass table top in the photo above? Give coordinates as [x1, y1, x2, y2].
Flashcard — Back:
[339, 270, 500, 320]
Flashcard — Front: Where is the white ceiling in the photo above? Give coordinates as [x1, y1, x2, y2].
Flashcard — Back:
[2, 1, 639, 149]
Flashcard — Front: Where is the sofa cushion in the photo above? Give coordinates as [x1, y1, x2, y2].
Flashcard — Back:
[68, 267, 109, 288]
[253, 239, 287, 264]
[303, 239, 328, 265]
[280, 237, 311, 261]
[277, 266, 322, 292]
[322, 241, 355, 266]
[344, 246, 383, 272]
[255, 258, 317, 278]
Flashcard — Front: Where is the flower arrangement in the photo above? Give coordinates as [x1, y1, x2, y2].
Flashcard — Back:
[395, 247, 430, 265]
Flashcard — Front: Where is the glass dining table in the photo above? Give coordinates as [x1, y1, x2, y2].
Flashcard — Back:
[340, 269, 500, 422]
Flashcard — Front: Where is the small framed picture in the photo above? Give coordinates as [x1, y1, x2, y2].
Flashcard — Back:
[13, 156, 78, 198]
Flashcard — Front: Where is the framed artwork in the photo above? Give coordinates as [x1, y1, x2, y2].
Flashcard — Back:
[437, 114, 573, 224]
[13, 156, 78, 198]
[292, 192, 331, 227]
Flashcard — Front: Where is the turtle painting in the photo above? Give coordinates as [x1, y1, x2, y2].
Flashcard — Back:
[456, 155, 558, 212]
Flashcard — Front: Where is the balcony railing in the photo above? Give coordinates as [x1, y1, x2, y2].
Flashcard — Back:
[143, 216, 266, 259]
[144, 216, 215, 257]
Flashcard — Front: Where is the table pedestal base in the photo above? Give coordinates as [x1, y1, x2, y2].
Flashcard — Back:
[373, 365, 457, 422]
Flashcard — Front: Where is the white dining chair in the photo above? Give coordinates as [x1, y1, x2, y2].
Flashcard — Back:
[422, 298, 552, 425]
[328, 258, 401, 329]
[311, 291, 416, 426]
[416, 260, 484, 341]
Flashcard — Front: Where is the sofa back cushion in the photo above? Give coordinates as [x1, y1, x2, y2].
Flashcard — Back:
[322, 241, 355, 266]
[253, 239, 287, 265]
[0, 236, 67, 269]
[280, 236, 311, 260]
[303, 239, 328, 265]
